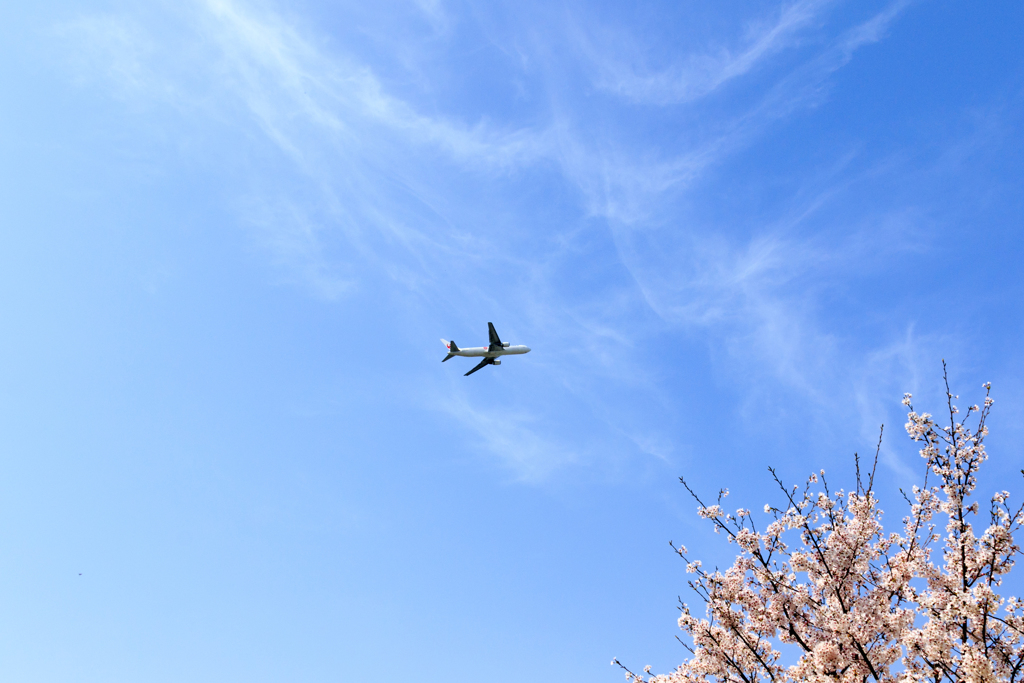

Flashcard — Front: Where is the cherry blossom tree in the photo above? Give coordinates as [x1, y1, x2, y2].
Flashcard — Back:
[616, 371, 1024, 683]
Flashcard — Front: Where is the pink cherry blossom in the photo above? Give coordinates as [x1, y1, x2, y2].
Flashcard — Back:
[619, 367, 1023, 683]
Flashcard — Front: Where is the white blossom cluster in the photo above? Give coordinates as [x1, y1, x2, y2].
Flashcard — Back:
[616, 378, 1024, 683]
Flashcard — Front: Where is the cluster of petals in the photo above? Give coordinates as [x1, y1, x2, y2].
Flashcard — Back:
[621, 382, 1024, 683]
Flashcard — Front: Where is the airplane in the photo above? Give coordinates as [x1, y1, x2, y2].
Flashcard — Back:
[441, 322, 531, 376]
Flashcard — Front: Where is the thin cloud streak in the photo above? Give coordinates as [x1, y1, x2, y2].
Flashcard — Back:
[579, 0, 834, 105]
[200, 0, 548, 169]
[581, 1, 917, 397]
[434, 392, 578, 482]
[66, 0, 553, 288]
[563, 0, 914, 230]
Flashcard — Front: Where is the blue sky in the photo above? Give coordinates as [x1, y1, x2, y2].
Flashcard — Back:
[1, 0, 1023, 680]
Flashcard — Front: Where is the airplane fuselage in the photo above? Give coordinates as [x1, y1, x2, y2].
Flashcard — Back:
[447, 345, 531, 358]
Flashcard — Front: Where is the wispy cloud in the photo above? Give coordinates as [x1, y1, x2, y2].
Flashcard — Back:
[854, 326, 935, 482]
[559, 0, 914, 230]
[576, 0, 834, 105]
[59, 0, 935, 481]
[197, 0, 548, 169]
[236, 195, 353, 299]
[58, 15, 186, 107]
[562, 2, 918, 396]
[434, 391, 578, 482]
[64, 0, 552, 296]
[752, 0, 914, 118]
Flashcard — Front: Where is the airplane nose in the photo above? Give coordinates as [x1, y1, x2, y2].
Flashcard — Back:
[525, 346, 532, 353]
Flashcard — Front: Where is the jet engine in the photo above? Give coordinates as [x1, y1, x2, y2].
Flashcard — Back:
[492, 359, 501, 365]
[502, 342, 510, 348]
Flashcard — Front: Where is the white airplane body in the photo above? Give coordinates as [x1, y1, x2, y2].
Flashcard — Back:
[442, 322, 531, 376]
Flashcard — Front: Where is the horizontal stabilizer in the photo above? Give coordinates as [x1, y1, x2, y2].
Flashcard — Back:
[442, 338, 459, 362]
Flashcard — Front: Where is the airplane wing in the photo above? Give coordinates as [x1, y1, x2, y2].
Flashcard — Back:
[464, 357, 494, 376]
[487, 322, 502, 347]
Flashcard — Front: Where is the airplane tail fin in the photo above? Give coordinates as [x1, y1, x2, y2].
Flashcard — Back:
[441, 338, 459, 362]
